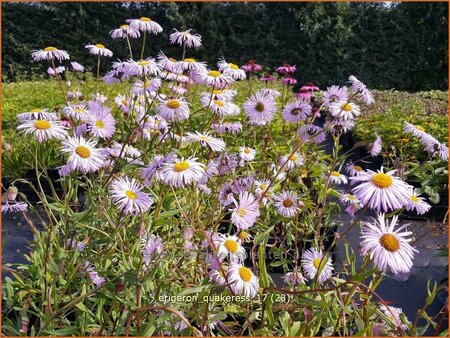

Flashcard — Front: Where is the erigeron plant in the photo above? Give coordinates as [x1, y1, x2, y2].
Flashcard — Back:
[2, 16, 447, 337]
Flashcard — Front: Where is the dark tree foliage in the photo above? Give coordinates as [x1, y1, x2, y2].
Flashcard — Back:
[1, 1, 447, 90]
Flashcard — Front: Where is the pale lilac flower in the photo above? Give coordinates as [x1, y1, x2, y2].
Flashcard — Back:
[405, 193, 431, 215]
[379, 305, 410, 331]
[160, 157, 205, 188]
[127, 17, 163, 34]
[217, 58, 246, 80]
[239, 146, 256, 162]
[218, 183, 235, 207]
[361, 214, 418, 274]
[110, 24, 140, 39]
[185, 132, 226, 152]
[31, 47, 69, 62]
[273, 191, 299, 217]
[156, 98, 190, 122]
[2, 202, 28, 214]
[298, 124, 326, 144]
[344, 162, 364, 176]
[348, 75, 374, 105]
[227, 264, 259, 298]
[84, 262, 105, 287]
[209, 269, 227, 286]
[195, 69, 234, 88]
[350, 168, 413, 213]
[66, 239, 85, 251]
[403, 122, 427, 139]
[243, 90, 277, 125]
[17, 119, 67, 143]
[283, 269, 306, 286]
[16, 108, 58, 122]
[87, 107, 116, 139]
[278, 153, 304, 170]
[109, 177, 153, 215]
[328, 171, 348, 185]
[323, 86, 348, 107]
[169, 29, 202, 48]
[301, 248, 333, 283]
[85, 44, 113, 57]
[141, 233, 164, 266]
[216, 234, 246, 263]
[212, 122, 242, 135]
[124, 58, 161, 77]
[329, 100, 361, 120]
[47, 66, 65, 76]
[230, 192, 260, 230]
[282, 101, 312, 123]
[369, 136, 382, 157]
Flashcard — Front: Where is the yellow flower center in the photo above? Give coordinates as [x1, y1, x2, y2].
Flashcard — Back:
[415, 125, 425, 131]
[237, 208, 246, 217]
[354, 165, 363, 171]
[255, 102, 265, 112]
[341, 103, 352, 112]
[44, 47, 57, 51]
[95, 44, 105, 49]
[229, 63, 239, 70]
[214, 90, 222, 95]
[137, 60, 150, 66]
[260, 184, 267, 190]
[238, 266, 252, 282]
[184, 58, 196, 63]
[125, 190, 137, 200]
[347, 194, 356, 200]
[199, 136, 209, 141]
[208, 70, 221, 78]
[238, 231, 249, 240]
[75, 146, 91, 159]
[34, 120, 51, 130]
[31, 108, 42, 112]
[372, 173, 393, 189]
[224, 239, 238, 253]
[410, 195, 419, 203]
[313, 258, 323, 269]
[244, 147, 251, 154]
[120, 24, 129, 29]
[121, 99, 128, 105]
[95, 120, 104, 128]
[289, 154, 298, 161]
[166, 99, 181, 109]
[174, 161, 190, 172]
[283, 199, 293, 207]
[380, 233, 400, 252]
[214, 100, 224, 107]
[140, 17, 151, 21]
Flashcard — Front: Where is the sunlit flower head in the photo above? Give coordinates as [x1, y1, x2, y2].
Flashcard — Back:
[157, 52, 182, 73]
[185, 131, 226, 152]
[323, 85, 348, 107]
[348, 75, 374, 105]
[403, 122, 427, 139]
[17, 119, 67, 142]
[195, 69, 234, 88]
[109, 176, 153, 215]
[179, 57, 207, 72]
[405, 192, 431, 215]
[85, 44, 113, 57]
[16, 108, 58, 123]
[217, 58, 246, 80]
[361, 214, 418, 274]
[62, 103, 89, 120]
[170, 28, 202, 48]
[126, 17, 163, 34]
[339, 193, 363, 216]
[301, 248, 334, 283]
[84, 261, 105, 287]
[328, 171, 348, 185]
[369, 136, 382, 157]
[132, 78, 162, 95]
[350, 168, 413, 213]
[243, 91, 277, 125]
[344, 161, 364, 176]
[47, 66, 65, 76]
[110, 24, 141, 39]
[61, 136, 105, 173]
[231, 192, 260, 230]
[124, 58, 161, 77]
[156, 98, 190, 122]
[273, 191, 300, 217]
[31, 46, 70, 62]
[87, 107, 116, 139]
[329, 100, 361, 120]
[160, 157, 205, 188]
[421, 134, 449, 161]
[282, 101, 312, 123]
[227, 264, 259, 298]
[2, 201, 28, 214]
[242, 60, 262, 73]
[239, 146, 256, 162]
[217, 234, 246, 263]
[278, 152, 304, 170]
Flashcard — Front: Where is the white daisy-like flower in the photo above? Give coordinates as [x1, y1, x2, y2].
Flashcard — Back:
[350, 168, 413, 213]
[2, 201, 28, 214]
[217, 234, 246, 263]
[16, 108, 58, 122]
[329, 100, 361, 120]
[239, 146, 256, 162]
[243, 91, 277, 125]
[132, 78, 162, 96]
[156, 98, 190, 122]
[361, 214, 418, 274]
[62, 104, 89, 120]
[17, 119, 67, 142]
[402, 122, 427, 139]
[273, 191, 299, 217]
[179, 58, 207, 72]
[169, 29, 202, 48]
[127, 17, 163, 34]
[405, 192, 431, 215]
[196, 69, 234, 88]
[209, 269, 227, 286]
[31, 46, 70, 62]
[110, 24, 141, 39]
[61, 136, 105, 173]
[157, 52, 183, 73]
[201, 97, 240, 116]
[283, 269, 306, 286]
[237, 230, 253, 243]
[278, 153, 304, 170]
[85, 44, 113, 57]
[328, 171, 348, 185]
[160, 157, 205, 187]
[348, 75, 374, 105]
[227, 264, 259, 298]
[109, 177, 153, 215]
[339, 193, 364, 216]
[344, 162, 364, 176]
[185, 131, 226, 152]
[379, 305, 410, 331]
[125, 58, 161, 77]
[301, 248, 334, 283]
[217, 58, 246, 80]
[230, 192, 260, 230]
[212, 122, 242, 135]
